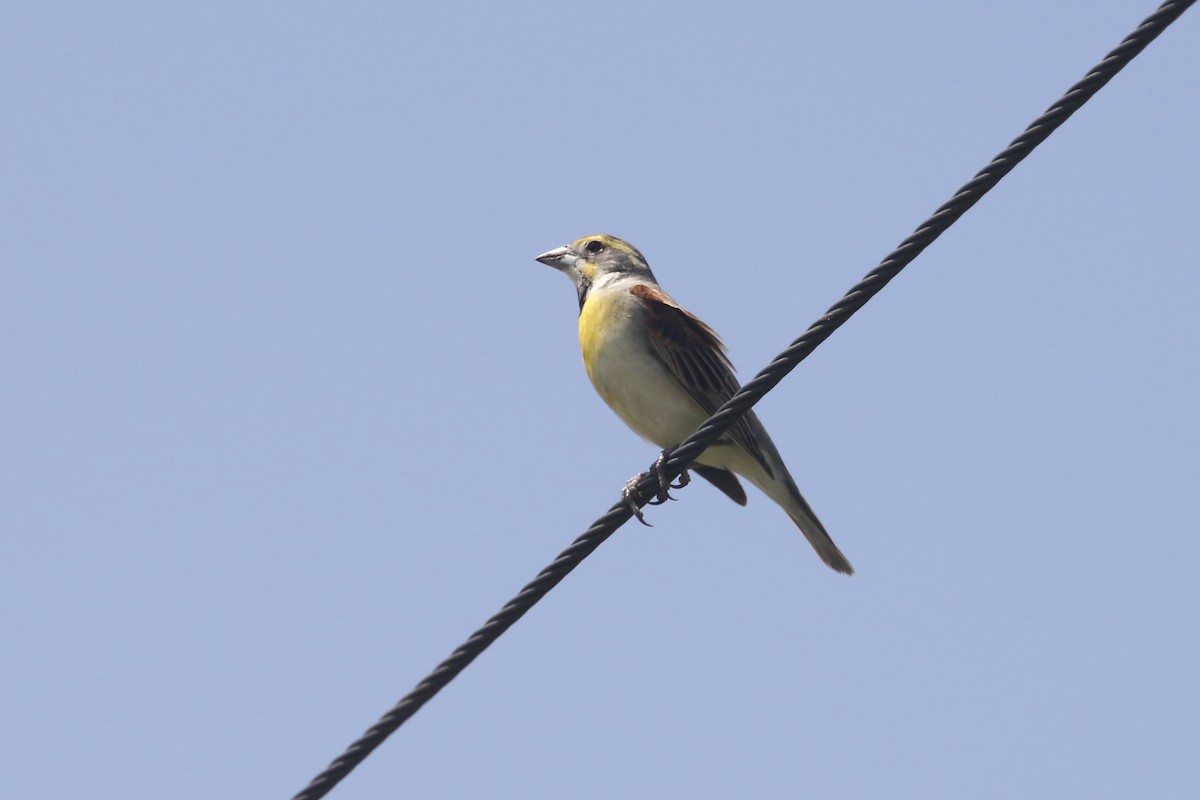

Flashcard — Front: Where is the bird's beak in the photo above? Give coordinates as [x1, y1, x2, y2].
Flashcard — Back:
[535, 245, 578, 271]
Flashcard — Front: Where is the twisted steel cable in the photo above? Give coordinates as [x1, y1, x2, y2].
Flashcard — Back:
[293, 2, 1194, 797]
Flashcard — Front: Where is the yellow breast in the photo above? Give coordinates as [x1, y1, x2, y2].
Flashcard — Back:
[576, 286, 704, 448]
[578, 289, 630, 384]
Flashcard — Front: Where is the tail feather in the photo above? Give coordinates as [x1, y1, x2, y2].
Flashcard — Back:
[777, 476, 855, 575]
[697, 411, 854, 575]
[717, 458, 855, 574]
[734, 415, 854, 575]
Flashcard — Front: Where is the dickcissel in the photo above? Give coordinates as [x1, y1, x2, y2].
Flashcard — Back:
[536, 234, 853, 575]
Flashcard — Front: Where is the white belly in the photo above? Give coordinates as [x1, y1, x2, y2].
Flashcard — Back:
[579, 291, 709, 448]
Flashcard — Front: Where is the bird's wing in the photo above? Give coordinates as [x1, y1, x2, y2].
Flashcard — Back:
[692, 465, 748, 505]
[629, 283, 772, 476]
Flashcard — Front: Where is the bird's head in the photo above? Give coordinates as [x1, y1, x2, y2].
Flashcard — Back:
[536, 234, 656, 308]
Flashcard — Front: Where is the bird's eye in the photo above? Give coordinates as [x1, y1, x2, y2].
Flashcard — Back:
[585, 240, 604, 254]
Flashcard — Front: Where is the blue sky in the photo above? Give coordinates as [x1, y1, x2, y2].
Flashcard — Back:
[3, 2, 1198, 798]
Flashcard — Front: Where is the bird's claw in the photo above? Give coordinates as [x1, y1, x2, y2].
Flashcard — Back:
[622, 474, 653, 526]
[622, 452, 690, 525]
[652, 451, 689, 501]
[670, 463, 691, 491]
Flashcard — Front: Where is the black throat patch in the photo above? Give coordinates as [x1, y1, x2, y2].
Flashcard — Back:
[575, 275, 593, 312]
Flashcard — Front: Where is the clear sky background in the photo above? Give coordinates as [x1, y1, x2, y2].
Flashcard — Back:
[3, 2, 1198, 798]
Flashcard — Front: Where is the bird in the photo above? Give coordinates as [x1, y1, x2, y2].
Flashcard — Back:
[535, 234, 853, 574]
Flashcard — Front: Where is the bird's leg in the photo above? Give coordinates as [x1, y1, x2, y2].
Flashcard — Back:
[647, 450, 688, 504]
[671, 460, 690, 490]
[621, 474, 653, 526]
[622, 452, 690, 525]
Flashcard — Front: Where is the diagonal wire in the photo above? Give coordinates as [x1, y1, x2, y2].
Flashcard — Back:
[292, 2, 1193, 797]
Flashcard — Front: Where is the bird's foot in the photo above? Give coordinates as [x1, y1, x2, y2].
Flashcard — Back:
[668, 453, 690, 491]
[622, 474, 653, 526]
[623, 451, 690, 525]
[646, 451, 689, 505]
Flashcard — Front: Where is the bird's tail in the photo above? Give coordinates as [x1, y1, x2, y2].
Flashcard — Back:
[701, 410, 855, 575]
[773, 473, 855, 575]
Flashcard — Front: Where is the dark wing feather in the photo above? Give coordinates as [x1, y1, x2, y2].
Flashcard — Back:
[629, 284, 772, 476]
[693, 465, 748, 505]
